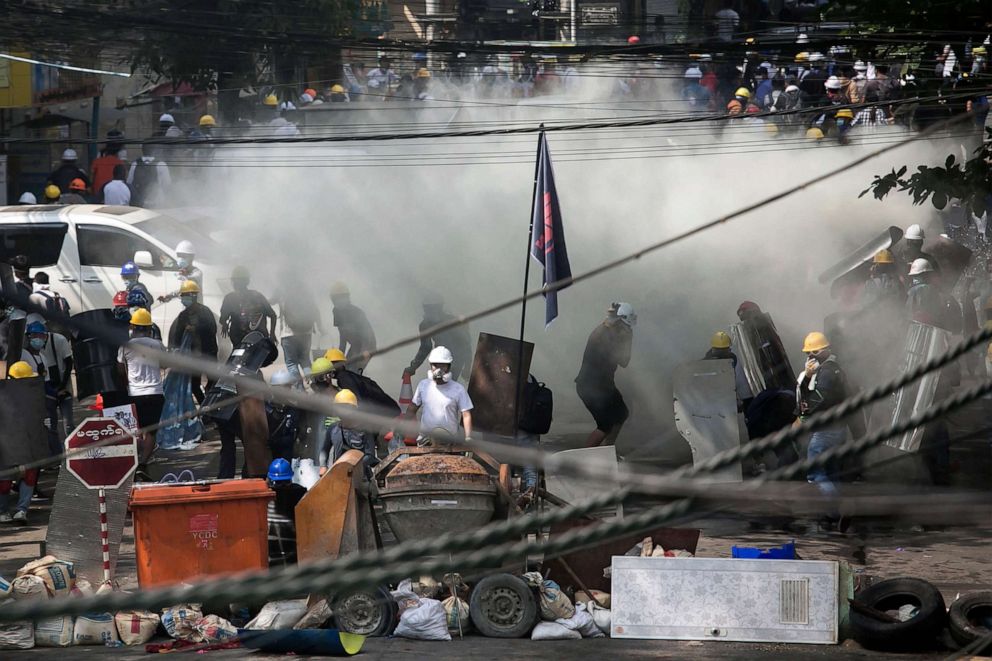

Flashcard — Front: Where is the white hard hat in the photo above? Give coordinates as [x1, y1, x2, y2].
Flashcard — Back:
[908, 258, 934, 276]
[853, 60, 868, 71]
[611, 302, 637, 327]
[684, 66, 703, 80]
[175, 240, 195, 255]
[824, 76, 842, 90]
[796, 33, 809, 45]
[428, 346, 454, 365]
[299, 93, 314, 104]
[905, 224, 925, 241]
[808, 52, 825, 63]
[270, 369, 297, 386]
[18, 192, 36, 204]
[62, 148, 78, 161]
[159, 113, 175, 124]
[279, 101, 296, 111]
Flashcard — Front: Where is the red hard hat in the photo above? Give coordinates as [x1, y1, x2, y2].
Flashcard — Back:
[737, 300, 761, 316]
[113, 291, 128, 307]
[69, 178, 86, 191]
[627, 35, 641, 45]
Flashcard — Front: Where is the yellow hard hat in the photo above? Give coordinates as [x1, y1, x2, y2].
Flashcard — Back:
[806, 127, 825, 140]
[179, 280, 200, 294]
[835, 108, 854, 120]
[873, 249, 895, 264]
[795, 51, 810, 63]
[711, 331, 731, 349]
[44, 184, 61, 200]
[198, 114, 216, 127]
[324, 348, 347, 363]
[416, 68, 432, 79]
[263, 94, 279, 107]
[310, 357, 333, 377]
[130, 309, 153, 327]
[334, 389, 358, 406]
[330, 281, 350, 297]
[735, 87, 751, 98]
[8, 361, 37, 379]
[330, 84, 346, 94]
[802, 331, 830, 353]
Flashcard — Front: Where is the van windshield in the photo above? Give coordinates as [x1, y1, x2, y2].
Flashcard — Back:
[132, 212, 226, 263]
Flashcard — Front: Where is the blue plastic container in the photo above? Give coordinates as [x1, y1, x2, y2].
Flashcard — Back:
[731, 540, 796, 559]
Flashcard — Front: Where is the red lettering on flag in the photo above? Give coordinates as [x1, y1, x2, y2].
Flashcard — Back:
[543, 192, 554, 255]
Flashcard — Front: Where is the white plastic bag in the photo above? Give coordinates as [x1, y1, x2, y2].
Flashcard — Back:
[394, 598, 451, 641]
[557, 603, 604, 638]
[531, 621, 581, 640]
[245, 599, 308, 630]
[0, 598, 33, 650]
[34, 615, 74, 647]
[161, 604, 204, 640]
[586, 601, 611, 636]
[73, 613, 119, 646]
[115, 611, 160, 646]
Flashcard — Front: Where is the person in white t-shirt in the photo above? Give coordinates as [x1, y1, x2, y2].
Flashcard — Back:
[406, 346, 473, 444]
[102, 164, 131, 205]
[117, 308, 165, 476]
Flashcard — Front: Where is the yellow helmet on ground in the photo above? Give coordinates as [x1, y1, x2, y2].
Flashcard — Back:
[873, 249, 895, 264]
[334, 389, 358, 406]
[179, 280, 200, 294]
[711, 331, 731, 349]
[324, 348, 346, 363]
[802, 331, 830, 353]
[8, 361, 37, 379]
[130, 309, 153, 326]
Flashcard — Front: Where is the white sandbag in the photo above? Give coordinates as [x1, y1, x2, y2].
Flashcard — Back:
[161, 604, 204, 640]
[115, 611, 160, 646]
[17, 557, 75, 598]
[11, 574, 48, 601]
[531, 621, 581, 640]
[556, 603, 604, 638]
[0, 575, 11, 598]
[394, 598, 451, 641]
[34, 615, 74, 647]
[587, 601, 611, 636]
[441, 595, 471, 634]
[193, 615, 237, 643]
[294, 599, 332, 630]
[574, 590, 611, 609]
[73, 613, 119, 646]
[246, 599, 308, 630]
[0, 598, 33, 650]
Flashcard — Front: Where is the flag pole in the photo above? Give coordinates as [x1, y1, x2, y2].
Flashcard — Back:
[513, 127, 545, 436]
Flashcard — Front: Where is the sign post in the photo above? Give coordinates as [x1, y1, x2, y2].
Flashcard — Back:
[65, 417, 138, 583]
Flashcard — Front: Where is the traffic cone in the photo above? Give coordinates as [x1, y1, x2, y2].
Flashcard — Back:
[398, 372, 417, 446]
[88, 393, 104, 414]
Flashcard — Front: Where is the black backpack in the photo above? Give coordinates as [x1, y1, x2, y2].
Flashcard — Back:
[39, 290, 70, 319]
[519, 375, 553, 435]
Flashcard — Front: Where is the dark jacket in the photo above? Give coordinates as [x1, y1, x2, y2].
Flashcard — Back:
[48, 164, 90, 193]
[168, 302, 218, 358]
[796, 356, 848, 419]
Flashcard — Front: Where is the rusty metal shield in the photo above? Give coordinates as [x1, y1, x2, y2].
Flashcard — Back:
[883, 322, 952, 453]
[0, 376, 49, 466]
[672, 360, 743, 482]
[466, 333, 534, 437]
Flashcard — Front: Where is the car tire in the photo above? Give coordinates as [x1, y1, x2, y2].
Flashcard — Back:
[333, 586, 396, 637]
[469, 573, 538, 638]
[851, 577, 947, 651]
[948, 590, 992, 646]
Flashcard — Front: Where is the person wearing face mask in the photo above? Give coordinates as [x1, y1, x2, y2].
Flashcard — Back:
[575, 302, 635, 448]
[405, 346, 473, 445]
[266, 369, 305, 462]
[168, 280, 217, 404]
[319, 389, 378, 476]
[796, 331, 852, 527]
[404, 293, 472, 382]
[220, 266, 276, 347]
[21, 320, 70, 455]
[126, 289, 162, 341]
[120, 261, 152, 305]
[158, 240, 203, 303]
[117, 308, 165, 480]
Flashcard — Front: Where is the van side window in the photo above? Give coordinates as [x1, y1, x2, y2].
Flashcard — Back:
[77, 225, 177, 270]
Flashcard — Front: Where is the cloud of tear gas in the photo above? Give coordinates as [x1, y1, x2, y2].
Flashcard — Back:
[171, 69, 960, 466]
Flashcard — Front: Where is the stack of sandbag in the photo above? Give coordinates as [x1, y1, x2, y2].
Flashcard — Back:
[390, 586, 450, 642]
[532, 602, 606, 641]
[115, 611, 161, 646]
[74, 582, 119, 646]
[0, 573, 38, 650]
[523, 572, 575, 621]
[161, 603, 237, 644]
[245, 600, 308, 630]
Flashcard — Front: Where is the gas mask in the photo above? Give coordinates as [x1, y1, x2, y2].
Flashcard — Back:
[180, 295, 195, 308]
[29, 337, 46, 351]
[430, 365, 452, 383]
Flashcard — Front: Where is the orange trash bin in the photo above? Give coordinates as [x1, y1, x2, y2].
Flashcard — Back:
[129, 479, 273, 588]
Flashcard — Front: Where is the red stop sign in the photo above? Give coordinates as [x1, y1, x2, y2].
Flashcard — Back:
[65, 417, 138, 490]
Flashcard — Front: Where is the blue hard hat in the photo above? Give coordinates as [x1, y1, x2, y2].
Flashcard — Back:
[267, 458, 293, 482]
[26, 321, 47, 334]
[126, 289, 150, 309]
[121, 261, 139, 276]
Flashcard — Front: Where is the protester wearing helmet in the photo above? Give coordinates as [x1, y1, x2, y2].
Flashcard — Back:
[265, 457, 306, 567]
[266, 370, 305, 462]
[703, 330, 753, 412]
[112, 290, 131, 322]
[862, 249, 906, 310]
[575, 302, 635, 448]
[121, 261, 153, 305]
[118, 308, 166, 480]
[405, 346, 474, 444]
[91, 129, 127, 200]
[727, 87, 751, 115]
[22, 315, 74, 446]
[59, 178, 89, 204]
[329, 281, 377, 374]
[270, 272, 323, 390]
[158, 240, 203, 303]
[329, 84, 348, 103]
[321, 347, 400, 427]
[0, 361, 42, 524]
[367, 56, 399, 92]
[220, 266, 277, 347]
[167, 279, 218, 404]
[405, 293, 472, 382]
[47, 148, 90, 194]
[895, 224, 939, 278]
[796, 331, 851, 524]
[319, 389, 378, 476]
[43, 184, 61, 203]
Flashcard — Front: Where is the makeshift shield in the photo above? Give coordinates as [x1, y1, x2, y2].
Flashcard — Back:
[818, 226, 903, 299]
[466, 333, 534, 437]
[672, 360, 744, 482]
[0, 376, 49, 466]
[730, 313, 795, 394]
[884, 322, 952, 453]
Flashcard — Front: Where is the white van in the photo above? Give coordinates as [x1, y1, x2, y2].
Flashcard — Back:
[0, 204, 230, 338]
